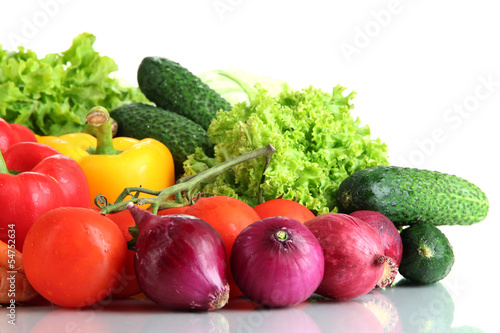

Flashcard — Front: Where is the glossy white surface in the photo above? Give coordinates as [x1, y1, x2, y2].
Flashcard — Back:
[1, 1, 499, 332]
[0, 275, 491, 332]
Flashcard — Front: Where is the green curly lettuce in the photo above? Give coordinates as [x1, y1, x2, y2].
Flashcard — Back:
[0, 32, 149, 135]
[183, 84, 389, 215]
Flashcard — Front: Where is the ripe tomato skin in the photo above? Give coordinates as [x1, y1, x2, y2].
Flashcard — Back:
[157, 205, 189, 215]
[23, 207, 127, 308]
[253, 198, 316, 223]
[183, 196, 261, 297]
[102, 209, 142, 298]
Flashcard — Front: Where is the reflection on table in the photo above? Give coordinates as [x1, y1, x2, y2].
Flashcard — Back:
[1, 278, 485, 333]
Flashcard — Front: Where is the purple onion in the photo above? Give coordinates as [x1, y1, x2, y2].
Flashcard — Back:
[305, 213, 386, 300]
[230, 216, 324, 307]
[127, 203, 229, 311]
[349, 210, 402, 288]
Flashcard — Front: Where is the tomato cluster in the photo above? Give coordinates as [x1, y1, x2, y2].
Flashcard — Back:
[19, 196, 315, 308]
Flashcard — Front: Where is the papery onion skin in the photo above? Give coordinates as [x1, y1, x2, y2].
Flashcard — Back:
[230, 216, 325, 307]
[305, 213, 386, 300]
[128, 203, 229, 311]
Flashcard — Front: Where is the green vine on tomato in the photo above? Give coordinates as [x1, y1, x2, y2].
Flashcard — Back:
[97, 144, 277, 215]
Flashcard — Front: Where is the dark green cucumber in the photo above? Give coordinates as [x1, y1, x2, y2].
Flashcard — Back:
[137, 56, 232, 130]
[398, 224, 454, 284]
[336, 166, 489, 226]
[111, 103, 214, 174]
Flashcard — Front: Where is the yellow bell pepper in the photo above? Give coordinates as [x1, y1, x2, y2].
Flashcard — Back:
[36, 133, 97, 161]
[36, 106, 176, 205]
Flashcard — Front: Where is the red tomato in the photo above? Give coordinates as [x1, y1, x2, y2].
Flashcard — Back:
[157, 205, 189, 215]
[103, 209, 142, 298]
[183, 196, 261, 297]
[253, 198, 316, 222]
[23, 207, 127, 308]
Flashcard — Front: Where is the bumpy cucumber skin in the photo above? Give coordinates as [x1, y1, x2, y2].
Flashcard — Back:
[111, 103, 214, 173]
[398, 224, 454, 284]
[137, 56, 232, 130]
[336, 166, 489, 226]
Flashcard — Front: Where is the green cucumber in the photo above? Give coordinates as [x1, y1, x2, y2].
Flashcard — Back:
[137, 56, 232, 130]
[110, 103, 214, 175]
[398, 224, 454, 284]
[336, 166, 489, 226]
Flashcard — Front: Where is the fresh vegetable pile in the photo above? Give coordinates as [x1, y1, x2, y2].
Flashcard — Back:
[0, 33, 491, 318]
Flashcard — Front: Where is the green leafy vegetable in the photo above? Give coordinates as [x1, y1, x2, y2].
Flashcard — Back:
[183, 84, 389, 214]
[0, 32, 149, 135]
[197, 68, 291, 106]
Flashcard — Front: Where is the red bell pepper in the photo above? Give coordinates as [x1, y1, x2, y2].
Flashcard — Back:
[0, 141, 91, 252]
[0, 118, 37, 152]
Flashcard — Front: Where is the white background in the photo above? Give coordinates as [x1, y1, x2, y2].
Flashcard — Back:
[1, 0, 499, 332]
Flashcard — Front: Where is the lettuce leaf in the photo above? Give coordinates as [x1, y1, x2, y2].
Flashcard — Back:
[183, 84, 389, 214]
[197, 68, 291, 106]
[0, 32, 149, 135]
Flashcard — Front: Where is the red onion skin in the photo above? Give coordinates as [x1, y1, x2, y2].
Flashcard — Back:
[304, 213, 386, 300]
[128, 204, 229, 311]
[230, 216, 325, 307]
[349, 210, 403, 267]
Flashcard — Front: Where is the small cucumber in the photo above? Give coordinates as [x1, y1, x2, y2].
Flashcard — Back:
[336, 166, 489, 226]
[398, 224, 454, 284]
[137, 56, 232, 130]
[110, 103, 214, 175]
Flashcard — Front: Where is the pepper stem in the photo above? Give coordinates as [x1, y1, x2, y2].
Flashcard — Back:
[86, 106, 121, 155]
[98, 144, 277, 215]
[0, 150, 9, 174]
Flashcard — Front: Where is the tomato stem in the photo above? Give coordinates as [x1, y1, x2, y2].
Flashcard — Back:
[98, 144, 277, 215]
[86, 106, 121, 156]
